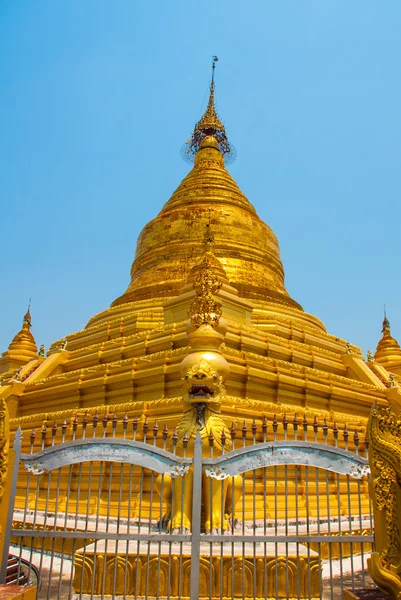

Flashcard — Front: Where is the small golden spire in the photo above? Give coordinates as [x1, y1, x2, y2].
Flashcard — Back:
[23, 299, 32, 329]
[3, 306, 38, 363]
[184, 57, 235, 163]
[374, 309, 401, 367]
[382, 307, 390, 335]
[193, 58, 225, 138]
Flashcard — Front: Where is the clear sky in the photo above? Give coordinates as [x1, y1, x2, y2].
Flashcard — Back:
[1, 1, 400, 356]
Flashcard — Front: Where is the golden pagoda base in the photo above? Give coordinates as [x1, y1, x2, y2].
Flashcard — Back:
[73, 542, 320, 599]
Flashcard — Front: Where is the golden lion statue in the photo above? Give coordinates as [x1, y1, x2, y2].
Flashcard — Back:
[156, 323, 242, 533]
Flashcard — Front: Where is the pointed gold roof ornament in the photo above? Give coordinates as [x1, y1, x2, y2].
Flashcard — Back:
[23, 298, 32, 329]
[183, 57, 236, 163]
[382, 308, 390, 335]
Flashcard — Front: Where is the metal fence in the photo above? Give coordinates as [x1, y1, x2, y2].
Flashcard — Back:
[0, 413, 373, 600]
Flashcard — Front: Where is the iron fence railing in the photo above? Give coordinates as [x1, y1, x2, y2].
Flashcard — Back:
[0, 413, 373, 600]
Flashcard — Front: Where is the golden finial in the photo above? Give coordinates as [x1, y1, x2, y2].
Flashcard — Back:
[382, 306, 390, 335]
[183, 57, 236, 163]
[23, 299, 32, 329]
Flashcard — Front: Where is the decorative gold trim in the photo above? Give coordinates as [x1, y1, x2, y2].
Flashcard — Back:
[368, 402, 401, 598]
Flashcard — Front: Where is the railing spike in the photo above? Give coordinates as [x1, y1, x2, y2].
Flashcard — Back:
[221, 429, 227, 447]
[123, 413, 128, 430]
[333, 422, 339, 446]
[261, 415, 268, 442]
[322, 418, 328, 444]
[208, 431, 214, 447]
[230, 423, 236, 440]
[163, 423, 168, 441]
[153, 422, 159, 438]
[343, 424, 349, 450]
[302, 414, 308, 441]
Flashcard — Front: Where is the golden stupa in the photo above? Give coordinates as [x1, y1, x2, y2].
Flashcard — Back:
[1, 63, 401, 599]
[1, 67, 395, 425]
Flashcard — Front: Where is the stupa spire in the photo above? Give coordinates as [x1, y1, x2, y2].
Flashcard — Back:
[184, 57, 234, 162]
[0, 304, 38, 372]
[382, 308, 390, 335]
[9, 304, 37, 354]
[23, 299, 32, 329]
[374, 309, 401, 368]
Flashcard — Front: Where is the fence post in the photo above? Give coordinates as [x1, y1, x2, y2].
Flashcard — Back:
[190, 431, 202, 600]
[0, 427, 22, 583]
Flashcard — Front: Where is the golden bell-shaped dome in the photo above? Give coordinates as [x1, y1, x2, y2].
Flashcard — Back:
[112, 75, 301, 311]
[8, 309, 38, 357]
[0, 309, 38, 373]
[374, 313, 401, 372]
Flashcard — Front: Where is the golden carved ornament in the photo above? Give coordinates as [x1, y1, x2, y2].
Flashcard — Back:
[189, 224, 224, 328]
[368, 402, 401, 598]
[189, 255, 223, 328]
[0, 398, 10, 531]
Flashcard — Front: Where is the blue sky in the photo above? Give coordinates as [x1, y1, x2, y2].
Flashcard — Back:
[1, 1, 400, 355]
